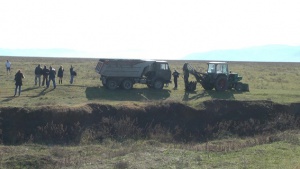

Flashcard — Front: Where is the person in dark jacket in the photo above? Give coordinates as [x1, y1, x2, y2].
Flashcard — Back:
[70, 65, 76, 84]
[14, 69, 25, 96]
[183, 63, 189, 90]
[172, 70, 179, 89]
[34, 64, 43, 86]
[47, 66, 56, 89]
[58, 65, 64, 84]
[42, 65, 50, 87]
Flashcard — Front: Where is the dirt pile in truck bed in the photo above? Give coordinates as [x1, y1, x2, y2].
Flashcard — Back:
[0, 100, 299, 145]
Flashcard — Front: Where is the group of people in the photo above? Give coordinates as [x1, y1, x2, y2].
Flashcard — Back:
[34, 64, 77, 88]
[9, 60, 77, 96]
[34, 64, 60, 88]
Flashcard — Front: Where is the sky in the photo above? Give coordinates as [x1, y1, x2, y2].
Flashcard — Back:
[0, 0, 300, 60]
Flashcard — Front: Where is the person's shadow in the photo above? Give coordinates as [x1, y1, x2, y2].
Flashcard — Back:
[1, 96, 15, 103]
[21, 87, 40, 92]
[27, 87, 55, 98]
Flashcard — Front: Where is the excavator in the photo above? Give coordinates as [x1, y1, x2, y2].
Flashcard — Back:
[183, 62, 249, 92]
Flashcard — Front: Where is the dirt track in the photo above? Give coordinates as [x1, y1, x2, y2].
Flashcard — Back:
[0, 100, 299, 145]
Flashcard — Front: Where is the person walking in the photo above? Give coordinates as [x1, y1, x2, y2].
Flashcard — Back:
[58, 65, 64, 84]
[34, 64, 43, 86]
[172, 70, 179, 89]
[47, 66, 56, 89]
[14, 69, 25, 96]
[5, 60, 11, 75]
[42, 65, 49, 87]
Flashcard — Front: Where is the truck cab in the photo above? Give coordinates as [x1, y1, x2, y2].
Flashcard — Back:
[145, 61, 171, 89]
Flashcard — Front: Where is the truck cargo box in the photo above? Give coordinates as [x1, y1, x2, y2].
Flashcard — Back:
[96, 59, 155, 78]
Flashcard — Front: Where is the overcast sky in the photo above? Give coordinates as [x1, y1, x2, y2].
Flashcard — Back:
[0, 0, 299, 59]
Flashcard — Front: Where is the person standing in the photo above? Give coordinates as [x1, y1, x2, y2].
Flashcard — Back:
[47, 66, 56, 89]
[57, 65, 64, 84]
[42, 65, 50, 87]
[14, 69, 25, 96]
[34, 64, 43, 86]
[70, 65, 75, 84]
[5, 60, 11, 75]
[183, 63, 190, 90]
[172, 70, 179, 89]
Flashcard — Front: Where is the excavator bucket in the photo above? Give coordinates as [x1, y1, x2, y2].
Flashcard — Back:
[242, 83, 250, 92]
[185, 81, 197, 91]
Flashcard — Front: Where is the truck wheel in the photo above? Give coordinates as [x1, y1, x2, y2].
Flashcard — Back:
[107, 80, 118, 90]
[122, 79, 133, 90]
[235, 82, 243, 92]
[101, 81, 107, 88]
[153, 80, 164, 89]
[215, 76, 228, 92]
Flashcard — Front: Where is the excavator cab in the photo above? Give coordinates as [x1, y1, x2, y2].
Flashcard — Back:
[207, 62, 228, 74]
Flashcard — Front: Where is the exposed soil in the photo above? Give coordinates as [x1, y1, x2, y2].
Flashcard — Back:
[0, 100, 300, 145]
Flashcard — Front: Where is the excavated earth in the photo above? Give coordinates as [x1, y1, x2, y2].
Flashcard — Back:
[0, 100, 300, 145]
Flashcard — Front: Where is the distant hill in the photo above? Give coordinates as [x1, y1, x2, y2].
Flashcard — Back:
[184, 45, 300, 62]
[0, 48, 89, 58]
[1, 45, 300, 62]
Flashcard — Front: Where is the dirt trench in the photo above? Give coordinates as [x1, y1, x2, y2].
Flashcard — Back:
[0, 100, 299, 145]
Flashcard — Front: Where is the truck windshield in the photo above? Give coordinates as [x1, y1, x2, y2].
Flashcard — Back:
[160, 63, 169, 70]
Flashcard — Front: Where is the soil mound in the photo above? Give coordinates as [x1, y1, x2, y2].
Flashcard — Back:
[0, 100, 299, 145]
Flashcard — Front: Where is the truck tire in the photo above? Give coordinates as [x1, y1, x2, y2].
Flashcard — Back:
[101, 80, 107, 88]
[235, 82, 243, 92]
[107, 79, 118, 90]
[122, 79, 133, 90]
[153, 79, 164, 89]
[215, 76, 228, 92]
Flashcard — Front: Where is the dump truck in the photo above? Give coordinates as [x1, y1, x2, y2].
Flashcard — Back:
[183, 62, 249, 92]
[95, 58, 171, 90]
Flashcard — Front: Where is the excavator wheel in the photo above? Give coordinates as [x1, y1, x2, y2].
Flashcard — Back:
[215, 76, 228, 92]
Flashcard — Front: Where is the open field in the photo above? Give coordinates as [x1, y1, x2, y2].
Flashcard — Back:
[0, 56, 300, 107]
[0, 56, 300, 168]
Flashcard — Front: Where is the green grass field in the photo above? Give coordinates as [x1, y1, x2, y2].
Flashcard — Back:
[1, 57, 300, 108]
[1, 56, 300, 169]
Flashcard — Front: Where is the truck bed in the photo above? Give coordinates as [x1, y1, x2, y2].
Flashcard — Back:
[95, 59, 155, 78]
